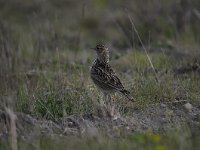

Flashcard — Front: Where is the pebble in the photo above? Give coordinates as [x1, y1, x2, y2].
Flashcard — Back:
[184, 103, 193, 112]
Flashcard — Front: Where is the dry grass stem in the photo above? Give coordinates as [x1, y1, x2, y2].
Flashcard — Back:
[126, 11, 159, 83]
[6, 108, 17, 150]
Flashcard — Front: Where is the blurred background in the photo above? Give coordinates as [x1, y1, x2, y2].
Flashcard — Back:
[1, 0, 200, 53]
[1, 0, 200, 83]
[1, 0, 200, 70]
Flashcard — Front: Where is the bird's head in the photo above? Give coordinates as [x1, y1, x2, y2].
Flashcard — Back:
[91, 44, 109, 63]
[93, 44, 108, 53]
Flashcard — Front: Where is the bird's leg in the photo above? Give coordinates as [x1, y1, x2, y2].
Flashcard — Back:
[108, 94, 112, 107]
[102, 93, 109, 116]
[103, 93, 113, 117]
[102, 93, 109, 111]
[96, 93, 108, 118]
[110, 93, 121, 119]
[107, 94, 115, 117]
[101, 93, 107, 106]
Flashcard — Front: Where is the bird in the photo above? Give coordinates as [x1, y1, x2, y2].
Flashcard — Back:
[90, 44, 135, 107]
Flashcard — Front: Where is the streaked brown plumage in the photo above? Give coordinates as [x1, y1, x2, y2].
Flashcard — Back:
[90, 44, 134, 102]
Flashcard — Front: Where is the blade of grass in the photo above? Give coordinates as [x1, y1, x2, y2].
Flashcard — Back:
[126, 10, 159, 83]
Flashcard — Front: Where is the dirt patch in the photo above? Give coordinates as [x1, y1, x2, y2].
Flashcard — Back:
[1, 103, 200, 141]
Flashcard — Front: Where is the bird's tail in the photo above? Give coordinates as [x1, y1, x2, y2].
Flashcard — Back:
[120, 89, 135, 102]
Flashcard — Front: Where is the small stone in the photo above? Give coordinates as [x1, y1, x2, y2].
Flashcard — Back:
[184, 103, 193, 112]
[160, 103, 166, 108]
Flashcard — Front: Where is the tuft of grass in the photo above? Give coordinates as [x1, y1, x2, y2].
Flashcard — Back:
[17, 78, 30, 114]
[114, 51, 173, 72]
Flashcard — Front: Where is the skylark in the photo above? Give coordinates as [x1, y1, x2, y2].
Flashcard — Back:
[90, 44, 135, 107]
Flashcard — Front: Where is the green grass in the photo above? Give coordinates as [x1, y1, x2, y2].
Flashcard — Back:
[9, 50, 199, 117]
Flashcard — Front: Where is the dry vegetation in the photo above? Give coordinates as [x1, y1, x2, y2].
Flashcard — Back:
[0, 0, 200, 149]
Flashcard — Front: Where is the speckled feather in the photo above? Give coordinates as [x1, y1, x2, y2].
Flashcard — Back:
[91, 59, 125, 92]
[90, 44, 134, 102]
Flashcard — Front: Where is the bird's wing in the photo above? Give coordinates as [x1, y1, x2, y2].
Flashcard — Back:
[91, 63, 125, 91]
